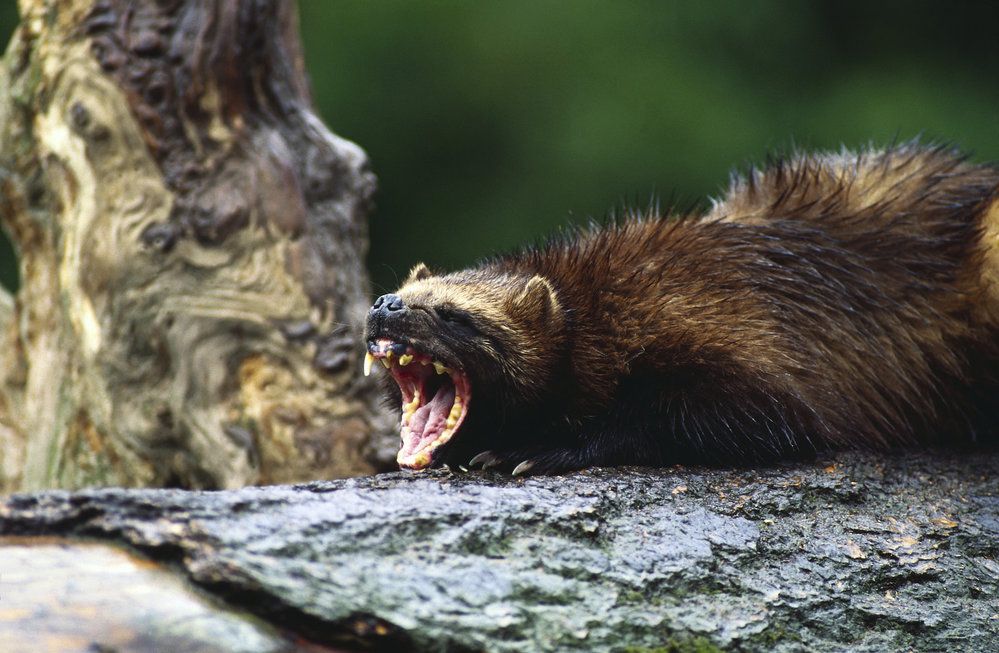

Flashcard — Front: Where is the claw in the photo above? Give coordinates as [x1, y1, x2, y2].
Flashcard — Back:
[512, 460, 536, 476]
[468, 451, 498, 469]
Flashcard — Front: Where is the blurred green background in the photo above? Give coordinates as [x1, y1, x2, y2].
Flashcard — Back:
[3, 1, 999, 295]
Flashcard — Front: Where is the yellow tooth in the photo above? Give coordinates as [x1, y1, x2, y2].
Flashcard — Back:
[444, 400, 462, 429]
[420, 359, 429, 366]
[433, 361, 448, 375]
[400, 451, 431, 468]
[380, 358, 391, 369]
[453, 395, 462, 407]
[403, 391, 420, 413]
[363, 352, 374, 376]
[433, 429, 453, 446]
[399, 354, 413, 366]
[385, 349, 394, 359]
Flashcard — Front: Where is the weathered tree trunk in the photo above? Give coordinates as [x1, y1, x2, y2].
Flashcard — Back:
[0, 0, 395, 492]
[1, 452, 997, 652]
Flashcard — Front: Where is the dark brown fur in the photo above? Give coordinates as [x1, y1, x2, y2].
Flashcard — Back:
[367, 143, 999, 473]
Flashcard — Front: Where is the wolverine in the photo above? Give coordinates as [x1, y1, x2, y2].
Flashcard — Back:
[364, 143, 999, 474]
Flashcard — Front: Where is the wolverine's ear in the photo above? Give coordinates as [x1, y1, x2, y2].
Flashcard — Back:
[403, 262, 433, 285]
[513, 275, 561, 326]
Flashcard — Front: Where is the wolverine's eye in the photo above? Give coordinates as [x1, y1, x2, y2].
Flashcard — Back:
[436, 307, 477, 332]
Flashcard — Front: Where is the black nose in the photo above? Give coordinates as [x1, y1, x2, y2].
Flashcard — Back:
[371, 293, 405, 314]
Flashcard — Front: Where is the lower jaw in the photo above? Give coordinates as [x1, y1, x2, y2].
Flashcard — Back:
[396, 387, 470, 470]
[397, 437, 453, 469]
[397, 422, 463, 469]
[398, 451, 435, 470]
[398, 419, 495, 471]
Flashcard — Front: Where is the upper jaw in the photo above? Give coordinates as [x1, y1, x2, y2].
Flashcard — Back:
[363, 338, 452, 377]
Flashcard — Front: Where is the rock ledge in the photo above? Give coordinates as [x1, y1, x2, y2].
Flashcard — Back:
[2, 452, 998, 652]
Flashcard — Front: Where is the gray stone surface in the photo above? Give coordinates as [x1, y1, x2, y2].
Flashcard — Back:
[2, 451, 997, 652]
[0, 538, 306, 653]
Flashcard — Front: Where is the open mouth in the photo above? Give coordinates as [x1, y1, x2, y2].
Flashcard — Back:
[364, 338, 471, 470]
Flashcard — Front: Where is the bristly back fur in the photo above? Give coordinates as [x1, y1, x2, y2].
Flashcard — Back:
[376, 142, 999, 473]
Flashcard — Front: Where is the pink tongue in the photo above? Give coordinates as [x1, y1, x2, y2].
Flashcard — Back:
[408, 382, 456, 444]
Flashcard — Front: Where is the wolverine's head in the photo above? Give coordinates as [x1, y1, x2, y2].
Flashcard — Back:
[364, 262, 564, 470]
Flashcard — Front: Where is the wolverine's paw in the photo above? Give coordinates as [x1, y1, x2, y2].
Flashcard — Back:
[465, 448, 582, 476]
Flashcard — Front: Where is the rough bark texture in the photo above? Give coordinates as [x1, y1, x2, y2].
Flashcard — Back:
[2, 452, 997, 652]
[0, 0, 395, 492]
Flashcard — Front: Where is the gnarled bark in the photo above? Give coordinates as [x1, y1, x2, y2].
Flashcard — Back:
[0, 0, 395, 491]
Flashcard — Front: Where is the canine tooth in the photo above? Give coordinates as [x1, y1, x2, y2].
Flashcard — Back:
[380, 358, 391, 369]
[363, 352, 374, 376]
[385, 349, 394, 359]
[399, 354, 413, 366]
[433, 361, 447, 375]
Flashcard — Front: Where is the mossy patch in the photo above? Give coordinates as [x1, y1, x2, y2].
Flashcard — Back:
[623, 635, 725, 653]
